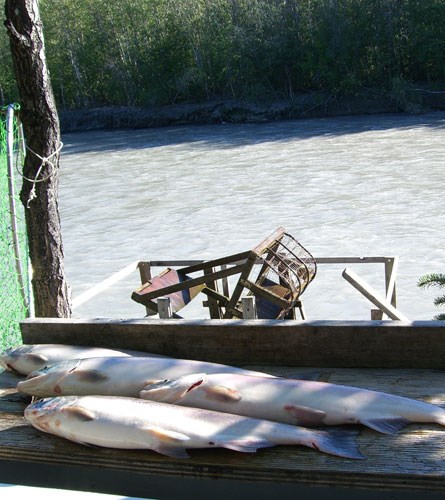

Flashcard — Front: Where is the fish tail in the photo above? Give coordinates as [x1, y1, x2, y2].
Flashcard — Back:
[311, 428, 365, 460]
[435, 410, 445, 427]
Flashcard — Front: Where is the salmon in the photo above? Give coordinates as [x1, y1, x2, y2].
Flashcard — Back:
[0, 343, 165, 375]
[17, 356, 274, 397]
[24, 395, 364, 459]
[140, 372, 445, 434]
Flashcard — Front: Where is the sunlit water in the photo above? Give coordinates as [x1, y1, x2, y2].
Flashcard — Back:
[59, 111, 445, 321]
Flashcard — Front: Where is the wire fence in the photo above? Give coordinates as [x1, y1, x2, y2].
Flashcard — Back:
[0, 104, 30, 351]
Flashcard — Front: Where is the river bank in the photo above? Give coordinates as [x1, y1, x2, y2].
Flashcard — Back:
[59, 85, 445, 133]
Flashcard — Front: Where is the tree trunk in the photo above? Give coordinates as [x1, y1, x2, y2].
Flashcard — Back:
[4, 0, 71, 317]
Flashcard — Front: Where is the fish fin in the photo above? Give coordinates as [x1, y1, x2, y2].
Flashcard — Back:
[203, 385, 242, 403]
[143, 379, 167, 387]
[222, 438, 274, 453]
[143, 425, 191, 444]
[26, 353, 48, 367]
[152, 445, 190, 459]
[360, 417, 411, 434]
[61, 406, 96, 422]
[74, 369, 110, 383]
[435, 413, 445, 426]
[144, 425, 191, 459]
[284, 404, 326, 426]
[312, 428, 365, 460]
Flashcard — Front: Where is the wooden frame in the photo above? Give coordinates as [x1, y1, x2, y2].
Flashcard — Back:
[131, 227, 319, 320]
[72, 256, 400, 320]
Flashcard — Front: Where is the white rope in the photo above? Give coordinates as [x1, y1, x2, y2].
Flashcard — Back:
[17, 141, 64, 207]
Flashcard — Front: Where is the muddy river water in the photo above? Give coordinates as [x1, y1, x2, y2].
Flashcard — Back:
[59, 111, 445, 320]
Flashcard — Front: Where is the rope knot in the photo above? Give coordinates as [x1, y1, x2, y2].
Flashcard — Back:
[23, 142, 63, 207]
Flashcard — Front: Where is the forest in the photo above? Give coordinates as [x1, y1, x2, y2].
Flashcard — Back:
[1, 0, 444, 110]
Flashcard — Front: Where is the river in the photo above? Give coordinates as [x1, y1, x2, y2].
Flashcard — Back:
[59, 111, 445, 321]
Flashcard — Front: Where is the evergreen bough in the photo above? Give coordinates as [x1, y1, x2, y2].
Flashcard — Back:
[418, 273, 445, 320]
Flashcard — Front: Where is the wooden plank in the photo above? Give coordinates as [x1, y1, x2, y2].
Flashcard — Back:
[133, 269, 204, 313]
[132, 264, 248, 306]
[252, 227, 286, 255]
[342, 268, 408, 321]
[142, 256, 393, 267]
[72, 260, 140, 310]
[1, 367, 445, 498]
[19, 318, 445, 369]
[178, 251, 251, 274]
[315, 256, 389, 264]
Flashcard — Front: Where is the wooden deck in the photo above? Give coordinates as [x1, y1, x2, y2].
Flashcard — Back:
[1, 318, 445, 498]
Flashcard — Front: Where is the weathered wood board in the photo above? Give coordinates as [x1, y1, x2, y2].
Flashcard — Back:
[1, 366, 445, 499]
[20, 318, 445, 369]
[2, 317, 444, 498]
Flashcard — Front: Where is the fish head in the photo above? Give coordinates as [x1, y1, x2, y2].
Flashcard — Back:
[24, 396, 72, 431]
[0, 345, 46, 374]
[16, 359, 83, 397]
[140, 373, 207, 403]
[0, 346, 19, 371]
[24, 395, 95, 436]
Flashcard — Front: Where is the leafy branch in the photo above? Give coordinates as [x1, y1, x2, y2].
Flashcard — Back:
[418, 273, 445, 320]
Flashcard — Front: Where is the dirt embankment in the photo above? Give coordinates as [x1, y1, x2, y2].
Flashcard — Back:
[59, 86, 445, 133]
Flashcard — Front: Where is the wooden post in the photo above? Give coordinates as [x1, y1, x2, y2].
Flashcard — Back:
[385, 257, 398, 308]
[138, 261, 154, 316]
[242, 296, 257, 319]
[203, 267, 222, 319]
[371, 257, 399, 320]
[157, 297, 172, 319]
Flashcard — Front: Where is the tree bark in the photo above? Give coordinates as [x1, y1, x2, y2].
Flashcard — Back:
[4, 0, 71, 317]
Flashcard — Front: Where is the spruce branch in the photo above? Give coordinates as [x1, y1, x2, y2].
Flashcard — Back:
[417, 273, 445, 289]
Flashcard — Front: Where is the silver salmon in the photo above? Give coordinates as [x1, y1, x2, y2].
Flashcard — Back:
[17, 356, 274, 397]
[0, 344, 165, 375]
[24, 395, 364, 459]
[140, 372, 445, 434]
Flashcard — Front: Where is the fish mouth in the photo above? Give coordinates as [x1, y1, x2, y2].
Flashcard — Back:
[140, 373, 207, 402]
[25, 370, 43, 380]
[0, 352, 19, 372]
[17, 372, 51, 395]
[24, 397, 67, 428]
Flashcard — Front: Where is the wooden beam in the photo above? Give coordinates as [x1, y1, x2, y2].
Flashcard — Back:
[20, 317, 445, 369]
[385, 256, 398, 307]
[132, 264, 248, 305]
[72, 260, 140, 310]
[178, 251, 251, 274]
[342, 268, 408, 321]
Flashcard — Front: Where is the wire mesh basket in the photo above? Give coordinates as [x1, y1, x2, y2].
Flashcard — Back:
[252, 232, 317, 318]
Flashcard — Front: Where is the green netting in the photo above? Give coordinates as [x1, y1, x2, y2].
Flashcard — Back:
[0, 104, 30, 351]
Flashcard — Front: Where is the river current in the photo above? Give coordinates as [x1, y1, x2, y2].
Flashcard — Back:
[59, 111, 444, 321]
